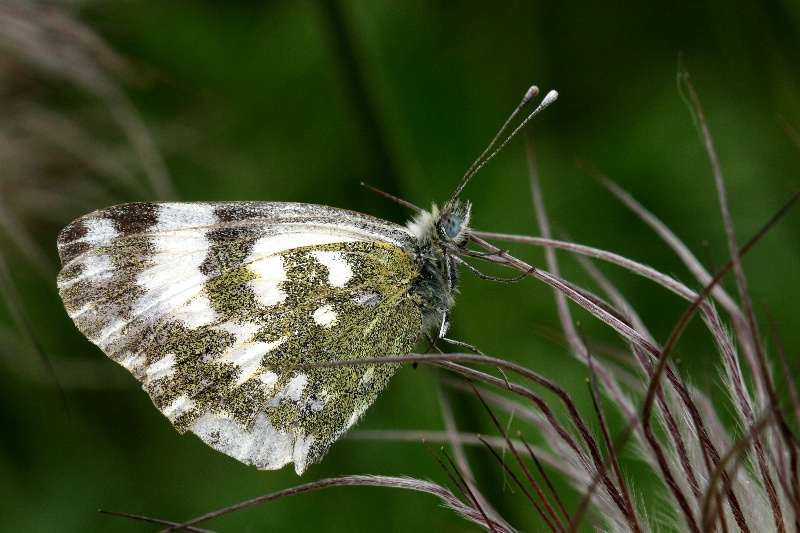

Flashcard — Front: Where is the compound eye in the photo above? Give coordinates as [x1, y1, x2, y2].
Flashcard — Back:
[440, 212, 462, 240]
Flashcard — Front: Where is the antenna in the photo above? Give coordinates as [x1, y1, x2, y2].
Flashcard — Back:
[360, 182, 423, 213]
[450, 87, 558, 201]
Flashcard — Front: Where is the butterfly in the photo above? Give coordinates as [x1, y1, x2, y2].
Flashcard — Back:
[56, 87, 556, 475]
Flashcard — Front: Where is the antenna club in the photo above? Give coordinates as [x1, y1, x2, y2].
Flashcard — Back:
[522, 85, 539, 105]
[450, 85, 558, 202]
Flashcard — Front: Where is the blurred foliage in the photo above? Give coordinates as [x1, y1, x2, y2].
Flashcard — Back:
[0, 0, 798, 531]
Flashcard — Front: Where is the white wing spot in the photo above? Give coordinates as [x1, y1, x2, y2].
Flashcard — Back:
[258, 371, 279, 391]
[312, 304, 337, 327]
[218, 321, 261, 344]
[191, 412, 295, 472]
[78, 217, 118, 246]
[224, 338, 287, 386]
[284, 374, 308, 402]
[172, 293, 217, 329]
[133, 230, 213, 326]
[310, 250, 353, 287]
[163, 395, 195, 421]
[249, 231, 358, 259]
[94, 318, 127, 350]
[146, 353, 176, 381]
[248, 255, 287, 307]
[152, 203, 218, 231]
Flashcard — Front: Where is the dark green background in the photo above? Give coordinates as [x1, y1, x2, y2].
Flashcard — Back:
[2, 1, 799, 531]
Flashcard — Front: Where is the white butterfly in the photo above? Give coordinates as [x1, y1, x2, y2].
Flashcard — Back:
[57, 200, 469, 474]
[56, 87, 556, 474]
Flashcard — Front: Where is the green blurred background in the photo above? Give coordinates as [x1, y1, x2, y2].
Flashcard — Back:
[1, 0, 799, 531]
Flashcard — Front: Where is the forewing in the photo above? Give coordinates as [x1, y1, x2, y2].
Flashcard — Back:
[57, 202, 422, 474]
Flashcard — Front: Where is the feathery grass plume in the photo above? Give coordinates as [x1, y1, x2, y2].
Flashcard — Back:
[428, 77, 799, 532]
[450, 75, 798, 531]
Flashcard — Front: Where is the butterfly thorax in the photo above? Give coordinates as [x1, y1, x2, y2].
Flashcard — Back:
[405, 200, 472, 336]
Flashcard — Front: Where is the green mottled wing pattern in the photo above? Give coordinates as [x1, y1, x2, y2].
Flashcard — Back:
[57, 202, 423, 474]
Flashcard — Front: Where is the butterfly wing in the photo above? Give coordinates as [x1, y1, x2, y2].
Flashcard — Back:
[57, 202, 423, 474]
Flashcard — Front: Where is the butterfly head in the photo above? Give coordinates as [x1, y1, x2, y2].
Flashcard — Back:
[406, 199, 472, 249]
[438, 200, 472, 246]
